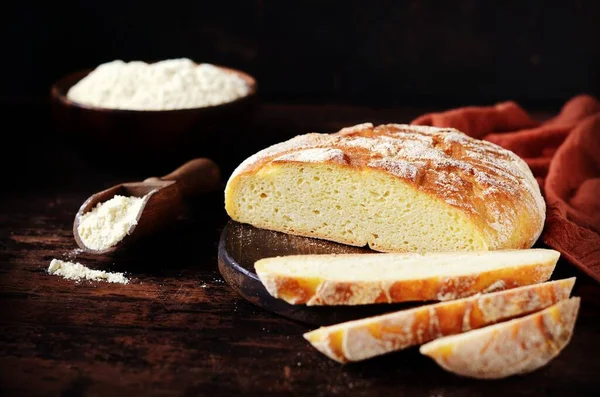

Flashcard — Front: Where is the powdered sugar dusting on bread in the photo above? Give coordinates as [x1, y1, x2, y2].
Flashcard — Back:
[342, 135, 399, 157]
[227, 133, 335, 181]
[274, 148, 347, 164]
[227, 123, 545, 249]
[369, 159, 419, 181]
[420, 298, 580, 379]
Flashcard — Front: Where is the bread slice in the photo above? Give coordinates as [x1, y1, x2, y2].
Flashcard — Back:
[225, 123, 545, 253]
[304, 278, 575, 363]
[420, 297, 580, 379]
[254, 249, 559, 305]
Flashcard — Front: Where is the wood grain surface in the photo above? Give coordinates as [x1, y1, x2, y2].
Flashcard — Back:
[217, 220, 577, 327]
[218, 220, 432, 326]
[1, 103, 599, 396]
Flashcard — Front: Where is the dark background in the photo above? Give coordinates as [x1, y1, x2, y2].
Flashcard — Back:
[2, 4, 600, 395]
[2, 0, 599, 191]
[3, 1, 599, 108]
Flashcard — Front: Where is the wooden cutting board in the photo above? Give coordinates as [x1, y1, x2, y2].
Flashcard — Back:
[218, 220, 424, 326]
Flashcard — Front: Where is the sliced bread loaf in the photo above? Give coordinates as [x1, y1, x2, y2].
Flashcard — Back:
[225, 123, 545, 253]
[419, 297, 580, 379]
[304, 278, 575, 362]
[255, 249, 559, 305]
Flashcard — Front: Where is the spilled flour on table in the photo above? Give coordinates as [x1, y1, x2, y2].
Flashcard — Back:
[47, 259, 129, 284]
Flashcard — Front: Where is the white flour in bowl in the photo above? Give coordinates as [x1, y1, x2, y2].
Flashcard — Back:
[66, 58, 251, 110]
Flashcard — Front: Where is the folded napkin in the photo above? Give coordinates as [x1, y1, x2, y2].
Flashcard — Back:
[413, 95, 600, 282]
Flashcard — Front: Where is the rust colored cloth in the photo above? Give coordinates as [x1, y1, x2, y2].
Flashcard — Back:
[413, 95, 600, 282]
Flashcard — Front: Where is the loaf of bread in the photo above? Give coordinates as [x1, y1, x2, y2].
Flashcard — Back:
[255, 249, 559, 305]
[420, 297, 580, 379]
[303, 278, 575, 363]
[225, 123, 545, 253]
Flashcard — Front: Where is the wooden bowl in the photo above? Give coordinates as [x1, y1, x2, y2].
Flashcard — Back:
[50, 64, 258, 173]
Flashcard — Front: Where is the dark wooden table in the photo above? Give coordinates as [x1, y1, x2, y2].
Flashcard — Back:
[1, 102, 599, 396]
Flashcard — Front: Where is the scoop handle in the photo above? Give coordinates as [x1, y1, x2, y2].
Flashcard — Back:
[145, 158, 221, 198]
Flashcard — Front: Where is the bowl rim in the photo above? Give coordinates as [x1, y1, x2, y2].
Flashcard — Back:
[50, 62, 258, 114]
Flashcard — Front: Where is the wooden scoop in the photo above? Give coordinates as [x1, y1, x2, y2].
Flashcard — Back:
[73, 158, 221, 255]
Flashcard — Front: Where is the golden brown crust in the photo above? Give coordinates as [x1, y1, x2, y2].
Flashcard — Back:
[226, 123, 545, 251]
[304, 278, 575, 363]
[419, 297, 580, 379]
[256, 251, 558, 306]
